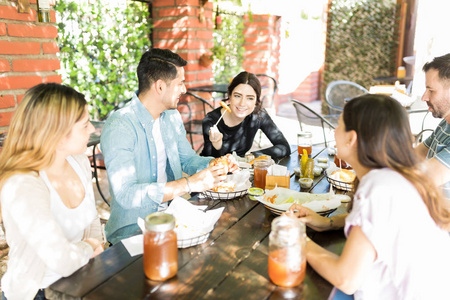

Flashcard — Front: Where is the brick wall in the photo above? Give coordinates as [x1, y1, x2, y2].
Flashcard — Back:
[290, 71, 320, 102]
[153, 0, 215, 150]
[243, 14, 281, 80]
[0, 0, 60, 131]
[152, 0, 214, 88]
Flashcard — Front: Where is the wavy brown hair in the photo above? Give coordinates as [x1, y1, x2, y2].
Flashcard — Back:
[343, 94, 450, 229]
[227, 71, 262, 113]
[0, 83, 86, 190]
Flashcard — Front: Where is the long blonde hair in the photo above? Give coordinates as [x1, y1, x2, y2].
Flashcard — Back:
[0, 83, 87, 189]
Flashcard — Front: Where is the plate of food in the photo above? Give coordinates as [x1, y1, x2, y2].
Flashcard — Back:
[326, 165, 356, 191]
[255, 187, 342, 216]
[201, 170, 252, 201]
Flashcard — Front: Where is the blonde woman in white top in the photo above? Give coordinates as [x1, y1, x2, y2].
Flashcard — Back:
[0, 83, 105, 300]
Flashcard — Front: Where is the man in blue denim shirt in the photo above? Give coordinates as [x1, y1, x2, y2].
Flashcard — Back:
[415, 53, 450, 198]
[101, 49, 229, 244]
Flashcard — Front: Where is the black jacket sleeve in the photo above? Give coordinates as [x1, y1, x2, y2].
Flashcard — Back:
[252, 110, 291, 158]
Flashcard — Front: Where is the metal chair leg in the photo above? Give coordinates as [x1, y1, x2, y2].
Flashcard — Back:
[92, 144, 110, 207]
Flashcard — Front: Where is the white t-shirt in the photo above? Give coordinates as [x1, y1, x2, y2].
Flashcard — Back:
[152, 118, 168, 211]
[345, 168, 450, 300]
[39, 156, 97, 287]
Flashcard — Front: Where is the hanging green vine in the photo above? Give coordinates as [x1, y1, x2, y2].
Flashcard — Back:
[212, 9, 245, 84]
[54, 0, 151, 120]
[324, 0, 399, 92]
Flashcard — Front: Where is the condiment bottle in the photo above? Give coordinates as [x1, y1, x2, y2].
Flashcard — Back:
[268, 215, 306, 287]
[300, 149, 308, 177]
[143, 212, 178, 281]
[302, 158, 314, 179]
[297, 132, 312, 155]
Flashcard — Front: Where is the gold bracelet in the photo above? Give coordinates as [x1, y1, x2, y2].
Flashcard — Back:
[185, 177, 192, 194]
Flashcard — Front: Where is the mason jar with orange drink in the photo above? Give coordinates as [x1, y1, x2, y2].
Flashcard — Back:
[143, 212, 178, 281]
[268, 215, 307, 287]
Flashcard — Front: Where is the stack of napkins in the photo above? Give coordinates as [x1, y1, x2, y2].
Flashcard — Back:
[267, 164, 289, 176]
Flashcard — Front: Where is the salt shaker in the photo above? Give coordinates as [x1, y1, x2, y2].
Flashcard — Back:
[268, 215, 307, 287]
[143, 212, 178, 281]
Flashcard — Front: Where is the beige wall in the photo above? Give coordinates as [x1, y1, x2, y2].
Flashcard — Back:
[411, 0, 450, 98]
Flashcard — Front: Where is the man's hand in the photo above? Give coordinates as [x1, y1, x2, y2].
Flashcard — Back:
[188, 164, 228, 192]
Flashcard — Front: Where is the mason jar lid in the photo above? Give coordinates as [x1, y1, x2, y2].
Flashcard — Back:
[144, 212, 175, 232]
[297, 131, 312, 138]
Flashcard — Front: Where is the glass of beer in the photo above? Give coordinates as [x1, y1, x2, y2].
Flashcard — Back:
[297, 132, 312, 156]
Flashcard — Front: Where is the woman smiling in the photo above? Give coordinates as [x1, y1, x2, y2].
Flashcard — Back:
[201, 71, 290, 158]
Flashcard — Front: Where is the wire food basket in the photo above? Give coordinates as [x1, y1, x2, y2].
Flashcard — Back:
[201, 189, 248, 201]
[177, 230, 212, 248]
[326, 175, 354, 192]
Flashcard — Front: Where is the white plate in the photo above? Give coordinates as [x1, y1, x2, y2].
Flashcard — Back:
[255, 187, 341, 215]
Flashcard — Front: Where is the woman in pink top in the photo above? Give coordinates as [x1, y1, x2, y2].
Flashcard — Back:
[289, 94, 450, 299]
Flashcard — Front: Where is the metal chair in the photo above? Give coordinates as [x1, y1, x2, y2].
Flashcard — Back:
[325, 80, 368, 121]
[412, 111, 434, 145]
[88, 121, 110, 207]
[256, 74, 278, 111]
[178, 91, 214, 152]
[291, 99, 335, 147]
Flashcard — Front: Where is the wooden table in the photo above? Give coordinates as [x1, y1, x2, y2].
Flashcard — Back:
[48, 147, 348, 300]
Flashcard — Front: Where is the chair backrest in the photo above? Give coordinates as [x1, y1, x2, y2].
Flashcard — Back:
[291, 99, 335, 147]
[325, 80, 368, 116]
[256, 74, 278, 111]
[178, 91, 214, 151]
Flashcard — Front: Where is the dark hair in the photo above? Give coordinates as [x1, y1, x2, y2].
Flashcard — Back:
[344, 94, 450, 228]
[137, 48, 187, 94]
[422, 53, 450, 82]
[228, 71, 262, 113]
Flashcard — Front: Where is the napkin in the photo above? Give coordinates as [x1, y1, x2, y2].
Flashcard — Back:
[268, 164, 289, 176]
[165, 197, 224, 240]
[121, 234, 143, 257]
[391, 90, 415, 107]
[225, 169, 251, 191]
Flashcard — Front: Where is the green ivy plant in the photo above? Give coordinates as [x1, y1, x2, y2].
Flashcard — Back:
[212, 12, 245, 84]
[54, 1, 151, 120]
[323, 0, 399, 96]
